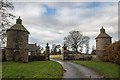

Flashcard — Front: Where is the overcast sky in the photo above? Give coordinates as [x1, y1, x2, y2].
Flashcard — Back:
[11, 1, 118, 51]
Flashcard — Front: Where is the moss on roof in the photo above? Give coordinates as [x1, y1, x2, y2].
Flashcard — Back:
[10, 24, 28, 31]
[95, 27, 112, 39]
[8, 24, 30, 34]
[96, 32, 112, 39]
[7, 17, 30, 34]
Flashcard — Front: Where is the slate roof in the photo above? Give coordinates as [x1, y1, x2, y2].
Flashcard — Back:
[95, 27, 112, 39]
[9, 24, 29, 33]
[96, 33, 112, 38]
[7, 17, 30, 34]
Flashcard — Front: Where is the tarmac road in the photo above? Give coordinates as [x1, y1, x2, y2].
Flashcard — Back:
[51, 59, 103, 79]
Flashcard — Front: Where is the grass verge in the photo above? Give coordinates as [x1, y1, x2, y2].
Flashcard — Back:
[2, 61, 63, 78]
[0, 62, 2, 79]
[72, 60, 120, 78]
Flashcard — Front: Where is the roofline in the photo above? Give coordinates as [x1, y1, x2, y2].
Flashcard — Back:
[29, 44, 37, 45]
[95, 37, 112, 39]
[7, 29, 30, 34]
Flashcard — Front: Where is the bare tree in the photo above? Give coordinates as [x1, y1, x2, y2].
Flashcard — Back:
[56, 45, 61, 54]
[51, 44, 57, 54]
[64, 30, 90, 52]
[56, 45, 61, 50]
[91, 45, 96, 55]
[85, 43, 89, 54]
[91, 45, 95, 51]
[51, 44, 61, 55]
[0, 0, 15, 47]
[79, 46, 83, 53]
[37, 45, 43, 54]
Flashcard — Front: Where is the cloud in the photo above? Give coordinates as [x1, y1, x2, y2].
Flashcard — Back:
[14, 2, 46, 19]
[11, 0, 120, 2]
[12, 2, 118, 50]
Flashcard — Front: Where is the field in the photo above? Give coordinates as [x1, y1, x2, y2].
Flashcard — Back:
[50, 55, 62, 60]
[2, 61, 63, 78]
[72, 61, 120, 78]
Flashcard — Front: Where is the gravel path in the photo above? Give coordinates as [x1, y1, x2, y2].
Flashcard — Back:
[51, 59, 103, 79]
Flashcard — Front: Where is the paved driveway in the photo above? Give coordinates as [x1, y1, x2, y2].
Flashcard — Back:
[51, 59, 103, 79]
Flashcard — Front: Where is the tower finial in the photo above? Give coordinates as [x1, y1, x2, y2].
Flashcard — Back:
[101, 26, 104, 29]
[47, 43, 49, 46]
[100, 26, 105, 33]
[16, 16, 22, 24]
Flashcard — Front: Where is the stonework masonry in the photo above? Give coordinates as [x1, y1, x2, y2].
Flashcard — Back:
[95, 27, 112, 61]
[5, 17, 30, 62]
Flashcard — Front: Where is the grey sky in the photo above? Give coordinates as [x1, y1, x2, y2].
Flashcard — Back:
[11, 1, 118, 51]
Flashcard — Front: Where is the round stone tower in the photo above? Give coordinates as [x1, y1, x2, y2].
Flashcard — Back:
[5, 17, 30, 62]
[95, 27, 112, 51]
[95, 27, 112, 60]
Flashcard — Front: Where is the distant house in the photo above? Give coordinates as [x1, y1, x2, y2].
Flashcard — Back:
[28, 43, 42, 56]
[28, 43, 50, 61]
[28, 44, 37, 56]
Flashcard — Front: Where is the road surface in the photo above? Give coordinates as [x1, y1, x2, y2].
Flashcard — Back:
[51, 59, 103, 79]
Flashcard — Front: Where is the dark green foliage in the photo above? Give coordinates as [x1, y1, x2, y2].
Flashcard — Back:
[105, 40, 120, 64]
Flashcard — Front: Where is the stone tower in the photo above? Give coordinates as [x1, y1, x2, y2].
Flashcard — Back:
[95, 27, 112, 60]
[5, 17, 30, 62]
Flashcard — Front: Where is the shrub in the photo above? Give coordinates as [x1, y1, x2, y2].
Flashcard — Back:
[105, 40, 120, 64]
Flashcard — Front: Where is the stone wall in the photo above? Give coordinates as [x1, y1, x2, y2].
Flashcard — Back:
[5, 30, 29, 62]
[96, 38, 111, 50]
[95, 50, 106, 61]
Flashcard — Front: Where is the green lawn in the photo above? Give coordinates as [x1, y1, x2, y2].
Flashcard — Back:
[0, 62, 2, 79]
[72, 61, 120, 78]
[2, 61, 63, 78]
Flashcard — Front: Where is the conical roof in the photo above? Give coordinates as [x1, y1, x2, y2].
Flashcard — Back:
[7, 17, 30, 34]
[95, 27, 112, 39]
